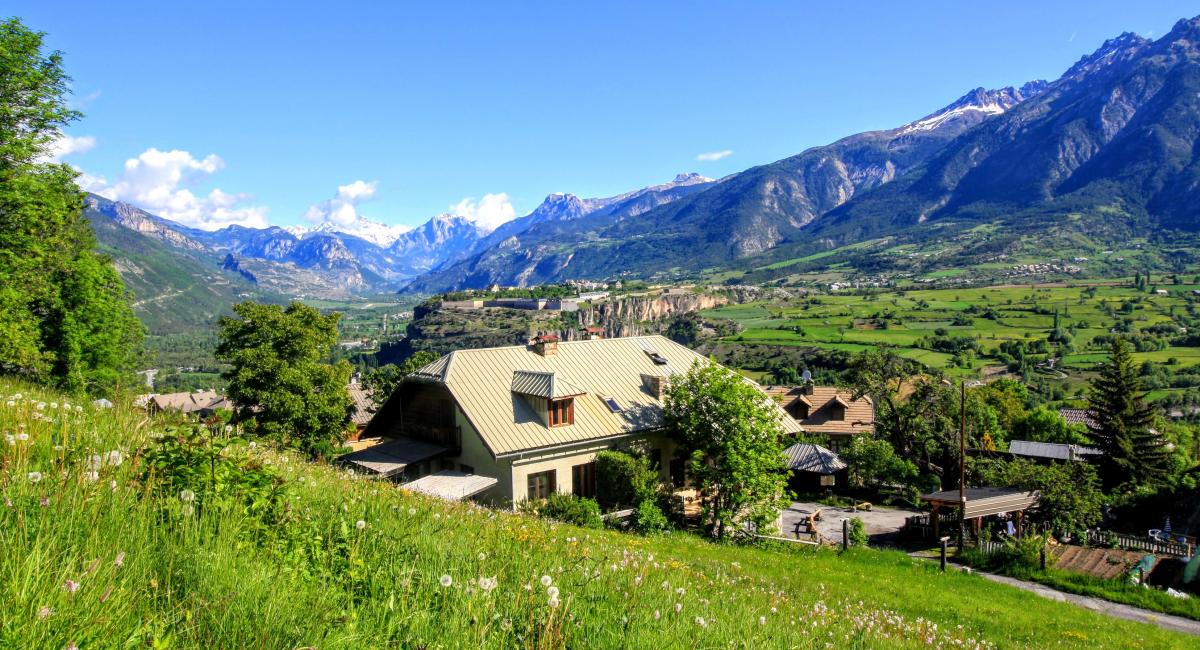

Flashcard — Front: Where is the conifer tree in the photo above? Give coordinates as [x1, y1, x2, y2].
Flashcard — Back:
[1085, 337, 1170, 492]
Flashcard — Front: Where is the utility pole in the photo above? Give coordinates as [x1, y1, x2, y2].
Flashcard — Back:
[959, 380, 966, 550]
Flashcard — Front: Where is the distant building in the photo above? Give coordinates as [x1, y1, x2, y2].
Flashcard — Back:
[1058, 408, 1096, 429]
[765, 385, 874, 451]
[582, 326, 605, 340]
[146, 391, 230, 418]
[347, 384, 376, 441]
[1008, 440, 1102, 462]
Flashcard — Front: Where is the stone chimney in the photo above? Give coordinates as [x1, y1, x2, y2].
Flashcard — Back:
[533, 334, 559, 357]
[642, 374, 668, 398]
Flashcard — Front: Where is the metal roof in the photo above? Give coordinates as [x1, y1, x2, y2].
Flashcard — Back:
[406, 335, 802, 457]
[338, 438, 448, 478]
[511, 370, 587, 399]
[921, 487, 1040, 519]
[1009, 440, 1102, 461]
[783, 443, 847, 474]
[402, 470, 499, 501]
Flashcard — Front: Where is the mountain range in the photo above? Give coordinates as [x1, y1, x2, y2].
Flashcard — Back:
[87, 16, 1200, 306]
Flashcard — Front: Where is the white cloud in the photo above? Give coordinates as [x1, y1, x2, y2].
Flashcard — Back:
[303, 180, 380, 227]
[84, 148, 268, 230]
[696, 149, 733, 162]
[450, 192, 516, 230]
[41, 133, 96, 163]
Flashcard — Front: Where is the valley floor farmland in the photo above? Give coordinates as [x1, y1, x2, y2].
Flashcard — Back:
[0, 380, 1195, 648]
[702, 281, 1200, 388]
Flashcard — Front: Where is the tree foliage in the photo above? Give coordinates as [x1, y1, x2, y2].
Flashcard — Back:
[972, 458, 1103, 538]
[1086, 337, 1171, 492]
[594, 449, 659, 511]
[0, 18, 142, 394]
[216, 302, 352, 458]
[839, 436, 917, 489]
[663, 361, 788, 538]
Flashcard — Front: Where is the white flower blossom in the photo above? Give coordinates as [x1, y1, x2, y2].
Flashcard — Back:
[440, 574, 453, 588]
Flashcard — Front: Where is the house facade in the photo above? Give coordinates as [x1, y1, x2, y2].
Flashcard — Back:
[357, 335, 801, 506]
[764, 385, 874, 451]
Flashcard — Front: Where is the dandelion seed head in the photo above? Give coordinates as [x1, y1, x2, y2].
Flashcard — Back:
[27, 471, 42, 483]
[355, 519, 366, 530]
[440, 574, 453, 588]
[540, 575, 553, 587]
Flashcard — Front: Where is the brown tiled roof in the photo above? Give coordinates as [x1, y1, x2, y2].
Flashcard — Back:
[765, 386, 874, 436]
[1058, 408, 1096, 428]
[348, 385, 376, 427]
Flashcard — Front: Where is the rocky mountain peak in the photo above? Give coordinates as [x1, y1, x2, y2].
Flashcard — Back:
[1063, 32, 1151, 79]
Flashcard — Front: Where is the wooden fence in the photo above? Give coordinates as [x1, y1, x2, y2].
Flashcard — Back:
[1084, 530, 1193, 558]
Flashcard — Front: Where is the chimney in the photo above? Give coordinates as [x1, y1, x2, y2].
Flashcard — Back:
[642, 374, 668, 398]
[533, 334, 559, 357]
[801, 381, 814, 396]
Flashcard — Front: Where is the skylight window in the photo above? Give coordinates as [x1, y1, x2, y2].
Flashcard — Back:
[644, 350, 669, 365]
[602, 396, 622, 412]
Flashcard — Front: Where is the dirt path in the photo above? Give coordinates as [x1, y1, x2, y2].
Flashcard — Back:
[929, 560, 1200, 636]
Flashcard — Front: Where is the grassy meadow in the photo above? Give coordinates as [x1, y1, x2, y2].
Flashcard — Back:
[1, 379, 1195, 649]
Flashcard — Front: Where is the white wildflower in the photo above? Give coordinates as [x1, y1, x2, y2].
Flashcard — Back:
[179, 489, 196, 503]
[440, 574, 453, 588]
[355, 520, 366, 530]
[540, 575, 553, 587]
[27, 471, 42, 483]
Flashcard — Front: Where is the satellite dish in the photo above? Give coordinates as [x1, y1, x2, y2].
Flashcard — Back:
[801, 370, 813, 383]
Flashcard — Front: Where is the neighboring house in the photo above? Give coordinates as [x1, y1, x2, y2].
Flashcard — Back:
[1008, 440, 1103, 463]
[354, 335, 801, 506]
[1058, 408, 1096, 429]
[765, 385, 873, 451]
[783, 442, 847, 491]
[347, 384, 376, 441]
[146, 391, 230, 418]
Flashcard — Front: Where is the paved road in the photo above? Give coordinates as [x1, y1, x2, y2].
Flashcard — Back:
[938, 562, 1200, 637]
[780, 501, 918, 545]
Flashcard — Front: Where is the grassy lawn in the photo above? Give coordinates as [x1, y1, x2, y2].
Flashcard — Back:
[1, 380, 1195, 648]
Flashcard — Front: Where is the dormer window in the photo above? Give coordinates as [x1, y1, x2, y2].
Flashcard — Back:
[549, 398, 574, 426]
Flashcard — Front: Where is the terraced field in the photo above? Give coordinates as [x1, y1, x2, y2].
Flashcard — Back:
[703, 281, 1200, 384]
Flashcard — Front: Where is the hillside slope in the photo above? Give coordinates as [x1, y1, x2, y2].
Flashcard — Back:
[0, 380, 1193, 648]
[84, 197, 262, 334]
[796, 18, 1200, 252]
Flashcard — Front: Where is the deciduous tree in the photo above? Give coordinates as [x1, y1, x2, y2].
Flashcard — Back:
[663, 361, 789, 539]
[217, 302, 352, 458]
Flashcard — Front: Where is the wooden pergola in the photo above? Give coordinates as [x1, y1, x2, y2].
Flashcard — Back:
[920, 487, 1040, 540]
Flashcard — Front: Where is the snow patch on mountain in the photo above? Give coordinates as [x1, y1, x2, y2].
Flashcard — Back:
[286, 217, 411, 247]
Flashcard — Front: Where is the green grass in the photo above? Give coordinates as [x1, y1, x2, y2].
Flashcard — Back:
[1, 379, 1195, 648]
[700, 282, 1200, 380]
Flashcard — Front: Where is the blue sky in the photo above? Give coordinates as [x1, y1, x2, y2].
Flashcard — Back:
[11, 1, 1199, 232]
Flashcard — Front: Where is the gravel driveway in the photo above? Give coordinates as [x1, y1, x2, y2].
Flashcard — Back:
[779, 501, 919, 546]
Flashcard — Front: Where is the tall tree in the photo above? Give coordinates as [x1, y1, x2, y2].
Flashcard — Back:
[1086, 337, 1171, 492]
[0, 18, 142, 394]
[663, 361, 788, 539]
[217, 302, 352, 458]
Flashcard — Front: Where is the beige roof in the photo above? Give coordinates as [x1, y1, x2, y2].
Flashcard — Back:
[149, 391, 228, 414]
[764, 386, 874, 436]
[339, 437, 448, 478]
[410, 335, 800, 456]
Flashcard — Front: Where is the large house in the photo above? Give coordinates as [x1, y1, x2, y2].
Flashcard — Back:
[764, 385, 873, 451]
[354, 335, 801, 506]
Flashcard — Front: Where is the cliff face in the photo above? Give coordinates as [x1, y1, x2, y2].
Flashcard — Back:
[570, 292, 726, 338]
[382, 291, 727, 364]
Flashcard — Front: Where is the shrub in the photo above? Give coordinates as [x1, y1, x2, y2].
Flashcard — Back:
[634, 498, 670, 535]
[595, 450, 659, 510]
[140, 425, 290, 529]
[847, 518, 869, 547]
[523, 492, 603, 529]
